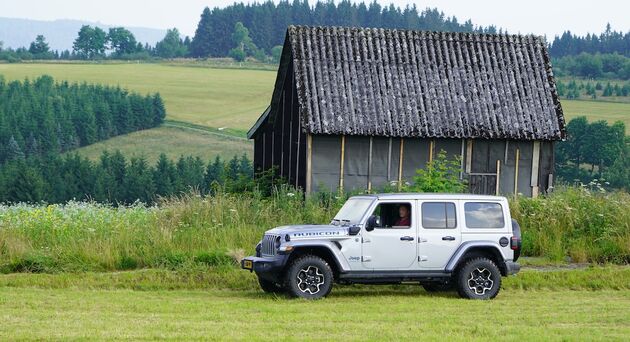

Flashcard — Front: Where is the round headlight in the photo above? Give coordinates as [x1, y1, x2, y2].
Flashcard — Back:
[275, 236, 282, 249]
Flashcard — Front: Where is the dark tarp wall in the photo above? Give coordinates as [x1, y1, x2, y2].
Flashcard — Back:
[343, 136, 370, 190]
[435, 139, 462, 158]
[402, 138, 430, 181]
[371, 137, 395, 189]
[311, 135, 342, 192]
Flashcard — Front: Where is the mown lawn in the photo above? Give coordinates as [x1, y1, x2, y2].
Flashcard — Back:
[0, 286, 628, 340]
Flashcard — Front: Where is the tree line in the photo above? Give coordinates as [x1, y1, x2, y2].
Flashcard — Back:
[550, 24, 630, 58]
[189, 0, 496, 58]
[0, 27, 189, 62]
[0, 75, 165, 164]
[0, 152, 267, 204]
[553, 53, 630, 80]
[557, 79, 630, 99]
[556, 117, 628, 190]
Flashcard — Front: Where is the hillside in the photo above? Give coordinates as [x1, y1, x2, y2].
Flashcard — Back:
[0, 17, 165, 51]
[0, 63, 275, 131]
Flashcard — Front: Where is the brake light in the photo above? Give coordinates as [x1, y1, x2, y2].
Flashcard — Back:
[510, 236, 521, 250]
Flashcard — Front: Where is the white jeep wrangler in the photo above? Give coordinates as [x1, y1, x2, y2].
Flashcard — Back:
[241, 193, 521, 300]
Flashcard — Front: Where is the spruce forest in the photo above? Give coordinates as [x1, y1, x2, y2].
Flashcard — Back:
[0, 75, 165, 163]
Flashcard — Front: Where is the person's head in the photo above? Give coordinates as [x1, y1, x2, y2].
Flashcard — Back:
[399, 204, 410, 218]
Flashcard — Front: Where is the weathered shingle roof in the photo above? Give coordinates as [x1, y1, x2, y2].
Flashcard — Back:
[265, 25, 565, 140]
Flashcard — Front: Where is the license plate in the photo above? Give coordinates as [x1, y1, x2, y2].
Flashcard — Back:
[243, 260, 253, 270]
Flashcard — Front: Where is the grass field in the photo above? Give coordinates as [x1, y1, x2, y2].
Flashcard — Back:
[69, 123, 252, 163]
[562, 99, 630, 128]
[0, 286, 628, 340]
[0, 62, 276, 130]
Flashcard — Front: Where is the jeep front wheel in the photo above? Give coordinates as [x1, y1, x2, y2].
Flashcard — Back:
[455, 257, 501, 300]
[258, 277, 284, 294]
[285, 255, 333, 299]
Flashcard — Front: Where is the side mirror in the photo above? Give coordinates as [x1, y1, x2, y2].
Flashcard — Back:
[365, 215, 380, 232]
[348, 225, 361, 236]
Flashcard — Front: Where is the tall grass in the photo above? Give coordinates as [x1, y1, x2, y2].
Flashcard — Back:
[511, 187, 630, 263]
[0, 187, 628, 274]
[0, 188, 342, 273]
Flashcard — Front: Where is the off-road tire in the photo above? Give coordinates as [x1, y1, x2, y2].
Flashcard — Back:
[455, 257, 501, 300]
[422, 283, 453, 292]
[258, 277, 284, 294]
[285, 255, 333, 299]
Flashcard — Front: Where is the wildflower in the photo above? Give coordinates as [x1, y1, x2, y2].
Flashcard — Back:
[287, 193, 295, 197]
[229, 209, 237, 212]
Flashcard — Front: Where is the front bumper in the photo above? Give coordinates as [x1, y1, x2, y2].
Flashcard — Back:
[504, 261, 521, 275]
[241, 255, 289, 281]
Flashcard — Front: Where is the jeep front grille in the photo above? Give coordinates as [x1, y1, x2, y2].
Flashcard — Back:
[261, 234, 279, 257]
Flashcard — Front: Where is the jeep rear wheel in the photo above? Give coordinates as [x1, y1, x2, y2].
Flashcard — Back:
[258, 277, 284, 294]
[455, 257, 501, 300]
[285, 255, 333, 299]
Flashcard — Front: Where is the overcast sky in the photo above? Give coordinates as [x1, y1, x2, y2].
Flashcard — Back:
[1, 0, 627, 38]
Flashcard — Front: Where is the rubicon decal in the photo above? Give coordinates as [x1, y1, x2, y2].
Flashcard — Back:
[292, 231, 342, 237]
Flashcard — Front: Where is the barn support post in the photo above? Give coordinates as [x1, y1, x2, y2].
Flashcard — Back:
[306, 134, 312, 195]
[495, 160, 501, 196]
[460, 139, 465, 179]
[429, 139, 435, 162]
[387, 137, 393, 181]
[465, 139, 473, 174]
[262, 132, 266, 172]
[280, 92, 285, 176]
[398, 138, 405, 191]
[339, 135, 346, 191]
[367, 136, 373, 192]
[514, 148, 520, 195]
[531, 141, 541, 198]
[294, 129, 301, 188]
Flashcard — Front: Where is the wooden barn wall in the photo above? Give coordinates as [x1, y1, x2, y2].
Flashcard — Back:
[308, 135, 552, 197]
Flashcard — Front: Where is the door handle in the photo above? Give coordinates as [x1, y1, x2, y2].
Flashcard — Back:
[400, 236, 414, 241]
[442, 236, 456, 241]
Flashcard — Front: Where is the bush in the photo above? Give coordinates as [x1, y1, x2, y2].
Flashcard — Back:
[407, 150, 466, 193]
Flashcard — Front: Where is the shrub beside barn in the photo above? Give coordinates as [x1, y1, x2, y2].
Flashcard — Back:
[249, 26, 566, 197]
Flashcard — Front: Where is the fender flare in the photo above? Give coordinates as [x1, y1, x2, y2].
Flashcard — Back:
[445, 241, 507, 273]
[286, 241, 351, 272]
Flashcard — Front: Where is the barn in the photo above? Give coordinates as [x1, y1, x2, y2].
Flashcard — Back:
[248, 26, 566, 197]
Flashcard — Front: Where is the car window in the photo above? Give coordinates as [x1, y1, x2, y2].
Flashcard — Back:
[464, 202, 505, 228]
[422, 202, 457, 229]
[370, 202, 412, 229]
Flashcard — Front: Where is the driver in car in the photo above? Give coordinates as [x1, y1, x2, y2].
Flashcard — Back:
[394, 204, 411, 227]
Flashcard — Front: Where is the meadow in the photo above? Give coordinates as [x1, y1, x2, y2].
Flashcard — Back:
[68, 122, 252, 163]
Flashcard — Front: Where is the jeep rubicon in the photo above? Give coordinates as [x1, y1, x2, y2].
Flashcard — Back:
[241, 193, 521, 300]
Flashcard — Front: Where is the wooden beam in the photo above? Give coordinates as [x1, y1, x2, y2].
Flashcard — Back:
[495, 160, 501, 196]
[306, 134, 312, 195]
[398, 138, 404, 191]
[339, 135, 346, 191]
[531, 141, 541, 198]
[465, 139, 473, 174]
[514, 148, 520, 196]
[460, 139, 465, 179]
[387, 137, 392, 181]
[429, 139, 435, 163]
[367, 136, 373, 192]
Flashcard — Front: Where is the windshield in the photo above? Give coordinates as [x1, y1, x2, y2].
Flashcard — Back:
[332, 198, 374, 225]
